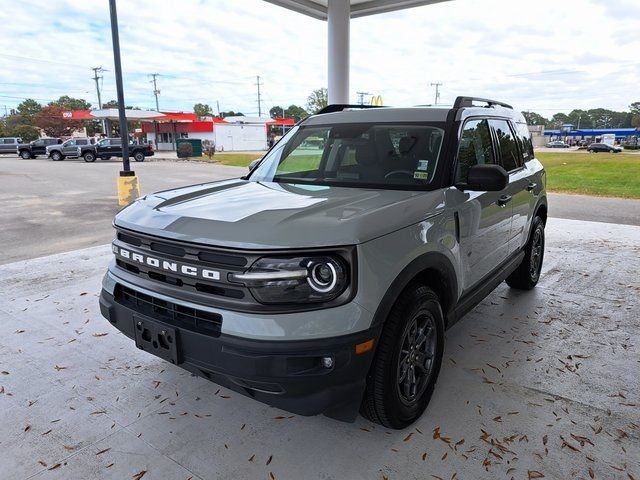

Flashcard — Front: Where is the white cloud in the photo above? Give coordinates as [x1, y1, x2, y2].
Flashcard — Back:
[1, 0, 638, 115]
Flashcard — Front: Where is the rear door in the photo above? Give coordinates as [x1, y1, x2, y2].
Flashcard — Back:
[455, 118, 513, 290]
[488, 119, 529, 254]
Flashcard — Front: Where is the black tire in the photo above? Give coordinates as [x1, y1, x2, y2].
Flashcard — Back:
[51, 151, 64, 161]
[133, 151, 145, 162]
[83, 152, 96, 163]
[20, 150, 32, 159]
[506, 216, 545, 290]
[361, 284, 444, 429]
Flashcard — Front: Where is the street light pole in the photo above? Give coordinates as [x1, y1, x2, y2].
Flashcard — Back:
[108, 0, 139, 205]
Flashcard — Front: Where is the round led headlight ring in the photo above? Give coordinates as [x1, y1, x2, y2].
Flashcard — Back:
[308, 261, 338, 293]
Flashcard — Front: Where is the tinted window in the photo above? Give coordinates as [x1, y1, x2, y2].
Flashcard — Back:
[490, 119, 520, 171]
[34, 140, 44, 146]
[65, 139, 76, 146]
[252, 123, 445, 189]
[111, 138, 122, 146]
[456, 119, 494, 183]
[77, 139, 88, 145]
[4, 139, 14, 144]
[515, 122, 534, 161]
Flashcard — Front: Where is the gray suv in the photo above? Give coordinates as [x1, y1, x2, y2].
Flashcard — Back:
[100, 96, 547, 428]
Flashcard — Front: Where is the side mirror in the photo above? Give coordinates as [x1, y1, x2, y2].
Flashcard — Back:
[248, 158, 261, 172]
[460, 164, 508, 191]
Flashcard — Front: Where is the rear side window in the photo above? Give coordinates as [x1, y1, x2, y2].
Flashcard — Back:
[514, 122, 534, 161]
[456, 119, 494, 183]
[489, 119, 521, 171]
[3, 139, 14, 144]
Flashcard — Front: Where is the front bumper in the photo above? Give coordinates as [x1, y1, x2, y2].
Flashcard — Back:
[99, 286, 379, 421]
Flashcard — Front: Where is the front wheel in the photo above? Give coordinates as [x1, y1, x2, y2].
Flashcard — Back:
[51, 151, 63, 161]
[133, 151, 145, 162]
[20, 150, 31, 159]
[360, 284, 444, 429]
[506, 216, 545, 290]
[83, 152, 96, 163]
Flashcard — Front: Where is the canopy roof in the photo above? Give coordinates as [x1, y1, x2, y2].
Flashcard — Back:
[264, 0, 450, 20]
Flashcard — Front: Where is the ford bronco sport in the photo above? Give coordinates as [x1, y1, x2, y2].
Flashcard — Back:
[100, 96, 547, 429]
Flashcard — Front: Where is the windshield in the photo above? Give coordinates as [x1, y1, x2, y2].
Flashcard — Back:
[250, 122, 445, 189]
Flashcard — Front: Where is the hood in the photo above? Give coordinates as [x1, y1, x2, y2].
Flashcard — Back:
[115, 179, 446, 249]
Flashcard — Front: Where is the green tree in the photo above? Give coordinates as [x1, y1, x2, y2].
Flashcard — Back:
[193, 103, 213, 118]
[270, 106, 284, 118]
[219, 111, 244, 118]
[16, 99, 42, 121]
[549, 113, 570, 129]
[12, 124, 40, 142]
[306, 88, 328, 113]
[521, 111, 547, 126]
[51, 95, 91, 111]
[284, 104, 308, 122]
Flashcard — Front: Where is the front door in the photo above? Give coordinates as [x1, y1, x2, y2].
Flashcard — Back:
[455, 118, 513, 291]
[62, 139, 77, 156]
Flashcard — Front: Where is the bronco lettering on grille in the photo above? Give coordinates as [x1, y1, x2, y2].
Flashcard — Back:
[113, 244, 221, 281]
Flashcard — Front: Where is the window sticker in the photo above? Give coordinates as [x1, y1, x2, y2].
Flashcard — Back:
[413, 171, 429, 180]
[417, 159, 429, 171]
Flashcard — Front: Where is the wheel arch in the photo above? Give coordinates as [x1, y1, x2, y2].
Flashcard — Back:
[371, 252, 458, 331]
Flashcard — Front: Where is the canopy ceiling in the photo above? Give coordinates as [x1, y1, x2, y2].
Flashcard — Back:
[264, 0, 450, 20]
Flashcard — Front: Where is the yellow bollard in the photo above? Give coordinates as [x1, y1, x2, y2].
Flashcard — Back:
[117, 172, 140, 207]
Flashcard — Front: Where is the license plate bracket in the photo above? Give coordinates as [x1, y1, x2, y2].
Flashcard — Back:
[134, 316, 180, 365]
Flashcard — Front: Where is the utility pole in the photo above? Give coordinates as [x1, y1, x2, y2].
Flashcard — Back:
[430, 82, 442, 105]
[91, 66, 105, 133]
[216, 100, 220, 116]
[256, 75, 263, 117]
[356, 92, 371, 105]
[150, 73, 160, 112]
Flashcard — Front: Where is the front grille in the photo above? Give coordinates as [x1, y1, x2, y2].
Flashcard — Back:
[114, 285, 222, 337]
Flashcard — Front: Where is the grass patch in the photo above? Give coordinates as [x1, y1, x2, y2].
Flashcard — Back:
[537, 152, 640, 199]
[203, 153, 262, 167]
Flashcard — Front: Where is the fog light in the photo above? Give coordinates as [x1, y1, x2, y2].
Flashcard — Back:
[321, 356, 334, 369]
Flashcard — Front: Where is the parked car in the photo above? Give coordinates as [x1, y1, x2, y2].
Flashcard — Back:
[587, 143, 622, 153]
[77, 137, 154, 162]
[46, 137, 95, 161]
[545, 140, 570, 148]
[100, 96, 547, 428]
[0, 137, 23, 154]
[17, 138, 62, 159]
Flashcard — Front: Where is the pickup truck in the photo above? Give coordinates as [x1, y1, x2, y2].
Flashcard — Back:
[46, 137, 95, 161]
[17, 138, 62, 159]
[77, 137, 154, 163]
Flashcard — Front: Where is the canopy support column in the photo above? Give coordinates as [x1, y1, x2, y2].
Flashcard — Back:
[327, 0, 350, 104]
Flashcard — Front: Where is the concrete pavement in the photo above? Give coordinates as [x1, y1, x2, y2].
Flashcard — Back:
[0, 217, 638, 479]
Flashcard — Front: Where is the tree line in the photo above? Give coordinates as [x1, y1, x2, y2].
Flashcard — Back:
[192, 88, 329, 122]
[523, 102, 640, 130]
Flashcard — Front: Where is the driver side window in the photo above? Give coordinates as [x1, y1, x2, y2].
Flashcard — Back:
[456, 119, 495, 183]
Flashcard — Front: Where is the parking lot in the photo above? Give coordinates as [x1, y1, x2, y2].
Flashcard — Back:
[0, 156, 638, 479]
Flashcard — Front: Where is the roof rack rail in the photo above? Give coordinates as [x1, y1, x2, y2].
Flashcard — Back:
[315, 104, 386, 115]
[453, 96, 513, 110]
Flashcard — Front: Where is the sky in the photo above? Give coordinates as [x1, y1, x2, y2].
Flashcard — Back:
[1, 0, 639, 116]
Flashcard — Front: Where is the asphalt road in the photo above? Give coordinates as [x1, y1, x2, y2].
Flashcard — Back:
[1, 155, 639, 264]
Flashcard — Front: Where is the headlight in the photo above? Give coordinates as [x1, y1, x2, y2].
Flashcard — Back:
[229, 255, 348, 305]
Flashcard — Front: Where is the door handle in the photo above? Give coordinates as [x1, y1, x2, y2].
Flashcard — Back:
[526, 182, 537, 192]
[497, 194, 512, 207]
